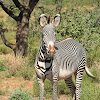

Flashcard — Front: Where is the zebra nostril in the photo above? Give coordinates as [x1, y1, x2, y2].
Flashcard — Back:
[47, 50, 50, 54]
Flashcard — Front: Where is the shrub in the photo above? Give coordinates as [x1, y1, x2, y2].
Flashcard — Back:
[33, 79, 39, 97]
[0, 21, 5, 27]
[0, 89, 7, 95]
[8, 88, 32, 100]
[1, 54, 29, 76]
[57, 80, 70, 96]
[0, 15, 4, 18]
[19, 65, 34, 80]
[5, 55, 25, 76]
[0, 53, 35, 80]
[0, 45, 12, 54]
[56, 8, 100, 67]
[44, 79, 52, 98]
[0, 61, 6, 71]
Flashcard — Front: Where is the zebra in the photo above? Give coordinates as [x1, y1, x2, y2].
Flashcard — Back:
[34, 14, 95, 100]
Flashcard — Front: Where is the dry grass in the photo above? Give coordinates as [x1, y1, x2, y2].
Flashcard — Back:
[0, 54, 29, 76]
[0, 54, 35, 100]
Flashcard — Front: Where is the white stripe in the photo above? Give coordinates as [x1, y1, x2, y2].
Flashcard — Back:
[38, 61, 46, 72]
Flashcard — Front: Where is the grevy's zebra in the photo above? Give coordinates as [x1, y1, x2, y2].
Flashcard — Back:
[34, 14, 95, 100]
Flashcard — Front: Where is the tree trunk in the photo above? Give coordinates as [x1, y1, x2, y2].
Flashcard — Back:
[15, 10, 29, 56]
[0, 0, 39, 57]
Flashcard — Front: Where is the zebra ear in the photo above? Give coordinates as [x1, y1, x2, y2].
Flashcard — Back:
[52, 14, 60, 26]
[39, 14, 48, 27]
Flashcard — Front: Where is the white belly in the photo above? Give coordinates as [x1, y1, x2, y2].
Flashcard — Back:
[58, 68, 77, 80]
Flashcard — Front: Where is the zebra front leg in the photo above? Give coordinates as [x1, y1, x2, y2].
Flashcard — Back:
[52, 77, 58, 100]
[65, 76, 76, 100]
[37, 77, 45, 100]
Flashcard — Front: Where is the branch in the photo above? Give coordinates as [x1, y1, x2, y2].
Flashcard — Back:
[0, 26, 16, 50]
[12, 0, 25, 11]
[0, 1, 19, 21]
[28, 0, 39, 13]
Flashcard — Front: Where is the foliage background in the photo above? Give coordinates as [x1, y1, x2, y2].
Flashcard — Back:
[0, 0, 100, 100]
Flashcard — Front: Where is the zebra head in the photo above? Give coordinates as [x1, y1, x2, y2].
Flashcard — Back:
[39, 14, 60, 57]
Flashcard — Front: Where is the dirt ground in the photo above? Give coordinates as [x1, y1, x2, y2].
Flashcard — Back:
[0, 76, 68, 100]
[0, 76, 33, 100]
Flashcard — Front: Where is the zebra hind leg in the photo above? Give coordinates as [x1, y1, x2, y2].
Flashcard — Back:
[65, 76, 76, 100]
[75, 63, 85, 100]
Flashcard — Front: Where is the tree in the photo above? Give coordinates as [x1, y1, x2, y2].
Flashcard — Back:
[0, 0, 39, 56]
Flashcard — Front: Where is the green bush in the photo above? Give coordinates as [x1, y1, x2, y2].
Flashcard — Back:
[44, 79, 52, 98]
[33, 79, 39, 97]
[0, 89, 7, 95]
[0, 15, 4, 18]
[57, 80, 70, 96]
[0, 45, 12, 54]
[56, 8, 100, 67]
[0, 21, 5, 27]
[18, 66, 34, 80]
[5, 71, 12, 78]
[8, 88, 32, 100]
[0, 61, 6, 71]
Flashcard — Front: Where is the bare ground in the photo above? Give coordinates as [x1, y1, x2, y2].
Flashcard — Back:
[0, 76, 33, 100]
[0, 76, 68, 100]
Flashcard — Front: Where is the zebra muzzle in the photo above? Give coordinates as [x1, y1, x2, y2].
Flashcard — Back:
[48, 44, 55, 57]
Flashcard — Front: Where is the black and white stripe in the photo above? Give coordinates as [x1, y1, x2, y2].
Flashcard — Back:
[34, 14, 95, 100]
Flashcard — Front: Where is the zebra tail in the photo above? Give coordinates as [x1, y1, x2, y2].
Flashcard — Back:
[85, 66, 96, 79]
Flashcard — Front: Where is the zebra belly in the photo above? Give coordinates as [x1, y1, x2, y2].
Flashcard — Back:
[58, 68, 77, 80]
